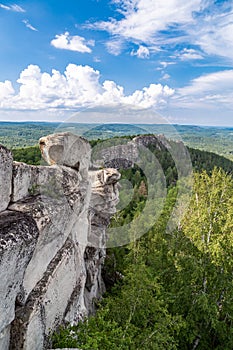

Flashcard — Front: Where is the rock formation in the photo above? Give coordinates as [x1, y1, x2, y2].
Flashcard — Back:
[0, 133, 120, 350]
[91, 134, 170, 169]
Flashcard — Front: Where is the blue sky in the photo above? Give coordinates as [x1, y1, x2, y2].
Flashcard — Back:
[0, 0, 233, 125]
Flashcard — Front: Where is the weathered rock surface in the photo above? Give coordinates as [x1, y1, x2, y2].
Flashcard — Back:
[0, 133, 120, 350]
[91, 134, 168, 169]
[0, 145, 13, 212]
[84, 168, 120, 314]
[92, 140, 138, 169]
[10, 239, 84, 350]
[9, 165, 89, 298]
[89, 168, 120, 218]
[39, 132, 91, 178]
[0, 210, 39, 349]
[12, 162, 84, 202]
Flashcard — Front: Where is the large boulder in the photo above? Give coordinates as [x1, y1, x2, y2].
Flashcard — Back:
[39, 132, 91, 178]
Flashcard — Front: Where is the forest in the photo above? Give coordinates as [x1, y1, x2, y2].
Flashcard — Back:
[10, 134, 233, 349]
[1, 122, 233, 161]
[51, 169, 233, 349]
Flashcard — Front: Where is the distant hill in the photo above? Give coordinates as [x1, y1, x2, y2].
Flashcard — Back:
[83, 123, 147, 139]
[1, 121, 233, 161]
[12, 135, 233, 183]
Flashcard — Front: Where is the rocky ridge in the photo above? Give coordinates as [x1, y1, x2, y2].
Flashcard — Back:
[0, 132, 120, 350]
[92, 134, 171, 169]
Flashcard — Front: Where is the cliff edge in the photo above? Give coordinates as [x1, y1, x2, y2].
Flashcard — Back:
[0, 133, 120, 350]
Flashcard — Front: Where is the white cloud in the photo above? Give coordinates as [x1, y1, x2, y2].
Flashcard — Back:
[93, 56, 101, 62]
[88, 0, 233, 64]
[178, 48, 204, 61]
[193, 10, 233, 62]
[0, 64, 174, 111]
[0, 80, 14, 100]
[88, 0, 202, 56]
[131, 45, 149, 59]
[23, 19, 38, 31]
[10, 3, 24, 12]
[0, 3, 9, 9]
[105, 39, 124, 55]
[124, 83, 174, 108]
[51, 32, 94, 53]
[0, 3, 25, 12]
[161, 73, 170, 80]
[173, 70, 233, 110]
[156, 61, 175, 71]
[160, 61, 175, 68]
[92, 0, 201, 43]
[1, 65, 233, 124]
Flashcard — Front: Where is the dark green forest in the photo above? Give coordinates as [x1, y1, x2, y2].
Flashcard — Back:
[8, 133, 233, 349]
[52, 168, 233, 350]
[12, 146, 42, 165]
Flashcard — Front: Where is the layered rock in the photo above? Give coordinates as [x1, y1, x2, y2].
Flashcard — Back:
[0, 133, 120, 350]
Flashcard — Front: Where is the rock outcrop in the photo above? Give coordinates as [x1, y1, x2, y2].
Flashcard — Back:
[85, 168, 120, 314]
[0, 133, 120, 350]
[92, 134, 169, 169]
[39, 132, 91, 177]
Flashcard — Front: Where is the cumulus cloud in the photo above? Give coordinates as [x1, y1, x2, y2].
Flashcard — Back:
[131, 45, 150, 59]
[0, 64, 174, 111]
[0, 3, 25, 12]
[1, 64, 232, 123]
[22, 19, 38, 31]
[51, 32, 94, 53]
[0, 80, 15, 100]
[124, 84, 174, 108]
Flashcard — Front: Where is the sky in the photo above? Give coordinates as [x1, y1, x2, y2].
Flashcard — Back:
[0, 0, 233, 125]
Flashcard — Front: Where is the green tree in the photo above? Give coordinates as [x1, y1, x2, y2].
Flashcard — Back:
[51, 168, 233, 350]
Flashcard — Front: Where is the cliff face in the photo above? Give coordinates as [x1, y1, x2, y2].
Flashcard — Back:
[0, 133, 120, 350]
[92, 134, 170, 169]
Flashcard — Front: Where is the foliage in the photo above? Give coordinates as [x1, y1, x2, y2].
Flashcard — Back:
[4, 124, 233, 349]
[52, 311, 132, 350]
[188, 147, 233, 174]
[52, 168, 233, 349]
[0, 121, 58, 148]
[1, 121, 233, 161]
[12, 145, 42, 165]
